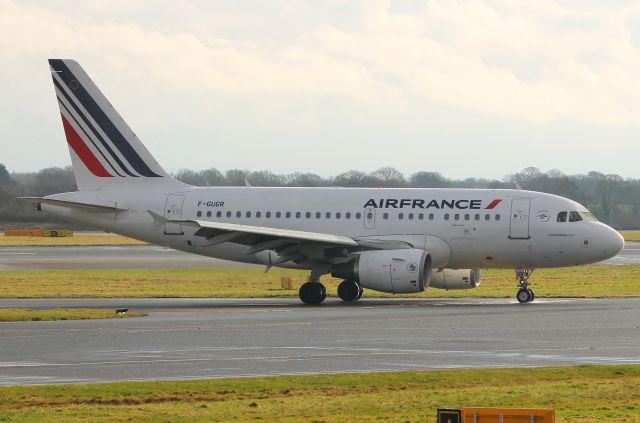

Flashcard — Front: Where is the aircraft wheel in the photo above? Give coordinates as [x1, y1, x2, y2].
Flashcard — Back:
[356, 285, 364, 300]
[528, 289, 535, 302]
[299, 282, 326, 305]
[516, 288, 533, 303]
[320, 283, 327, 300]
[337, 280, 361, 302]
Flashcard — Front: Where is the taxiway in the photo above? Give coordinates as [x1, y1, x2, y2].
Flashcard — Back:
[0, 297, 638, 386]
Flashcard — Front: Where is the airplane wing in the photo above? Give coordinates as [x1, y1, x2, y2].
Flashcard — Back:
[170, 219, 412, 266]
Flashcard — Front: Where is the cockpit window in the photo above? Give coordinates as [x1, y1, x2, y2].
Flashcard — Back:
[557, 211, 567, 222]
[569, 211, 583, 222]
[579, 211, 597, 221]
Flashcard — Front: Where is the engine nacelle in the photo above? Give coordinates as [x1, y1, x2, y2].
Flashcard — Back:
[429, 268, 482, 290]
[331, 249, 431, 294]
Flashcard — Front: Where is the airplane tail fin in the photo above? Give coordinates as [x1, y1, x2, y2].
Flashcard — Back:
[48, 59, 187, 191]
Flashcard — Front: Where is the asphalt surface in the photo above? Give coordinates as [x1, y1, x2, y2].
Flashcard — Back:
[0, 245, 259, 270]
[0, 297, 639, 386]
[0, 242, 638, 270]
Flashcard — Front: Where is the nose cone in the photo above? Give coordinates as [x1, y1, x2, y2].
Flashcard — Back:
[599, 225, 625, 260]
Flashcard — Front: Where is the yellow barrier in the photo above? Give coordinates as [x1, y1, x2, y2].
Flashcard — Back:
[438, 408, 555, 423]
[4, 230, 73, 237]
[280, 277, 294, 290]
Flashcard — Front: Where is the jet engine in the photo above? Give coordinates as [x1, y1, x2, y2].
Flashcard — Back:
[429, 268, 482, 290]
[331, 249, 431, 294]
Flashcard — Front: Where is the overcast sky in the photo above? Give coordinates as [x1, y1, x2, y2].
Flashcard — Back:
[1, 0, 640, 180]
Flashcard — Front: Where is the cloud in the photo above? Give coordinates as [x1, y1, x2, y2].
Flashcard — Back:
[2, 0, 640, 127]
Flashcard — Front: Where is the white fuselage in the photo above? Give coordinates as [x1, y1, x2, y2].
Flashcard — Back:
[44, 187, 624, 271]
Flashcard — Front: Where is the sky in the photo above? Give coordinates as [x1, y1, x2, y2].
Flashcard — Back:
[1, 0, 640, 180]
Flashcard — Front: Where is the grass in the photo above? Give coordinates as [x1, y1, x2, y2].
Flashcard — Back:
[620, 230, 640, 242]
[0, 265, 639, 299]
[0, 232, 146, 246]
[0, 365, 637, 422]
[0, 308, 145, 322]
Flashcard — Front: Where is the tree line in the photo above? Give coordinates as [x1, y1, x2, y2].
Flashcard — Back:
[1, 163, 638, 229]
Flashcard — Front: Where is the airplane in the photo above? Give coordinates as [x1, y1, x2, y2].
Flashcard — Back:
[23, 59, 625, 305]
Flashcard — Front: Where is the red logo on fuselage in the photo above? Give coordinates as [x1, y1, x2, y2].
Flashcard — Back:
[485, 199, 502, 209]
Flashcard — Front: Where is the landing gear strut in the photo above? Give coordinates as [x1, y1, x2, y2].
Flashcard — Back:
[337, 279, 363, 302]
[515, 268, 535, 303]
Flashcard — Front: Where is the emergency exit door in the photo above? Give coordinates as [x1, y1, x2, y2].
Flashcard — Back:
[509, 198, 531, 239]
[164, 194, 185, 235]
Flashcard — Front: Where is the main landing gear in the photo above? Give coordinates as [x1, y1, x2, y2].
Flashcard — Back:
[337, 279, 363, 302]
[515, 268, 535, 303]
[298, 281, 326, 304]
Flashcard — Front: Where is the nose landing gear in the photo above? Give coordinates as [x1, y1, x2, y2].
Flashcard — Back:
[516, 268, 535, 303]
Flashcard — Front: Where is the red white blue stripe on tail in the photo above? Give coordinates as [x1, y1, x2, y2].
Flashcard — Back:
[49, 59, 179, 188]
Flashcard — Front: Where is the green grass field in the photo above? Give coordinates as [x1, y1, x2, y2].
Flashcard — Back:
[0, 308, 145, 322]
[0, 365, 637, 422]
[0, 265, 638, 299]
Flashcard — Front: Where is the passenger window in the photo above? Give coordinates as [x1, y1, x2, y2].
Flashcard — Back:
[197, 211, 202, 218]
[454, 214, 459, 221]
[295, 212, 301, 218]
[336, 212, 341, 219]
[475, 214, 480, 221]
[266, 211, 271, 218]
[408, 213, 414, 220]
[216, 211, 222, 218]
[256, 211, 261, 218]
[495, 214, 501, 221]
[444, 213, 450, 220]
[383, 213, 389, 220]
[305, 212, 311, 219]
[418, 213, 424, 220]
[429, 213, 434, 220]
[326, 212, 331, 219]
[206, 211, 212, 218]
[226, 211, 232, 218]
[484, 214, 490, 221]
[246, 211, 251, 218]
[464, 214, 469, 221]
[285, 212, 291, 218]
[346, 212, 351, 219]
[276, 212, 281, 218]
[236, 211, 241, 218]
[557, 211, 567, 222]
[356, 212, 362, 219]
[569, 211, 583, 222]
[398, 213, 404, 220]
[316, 212, 321, 218]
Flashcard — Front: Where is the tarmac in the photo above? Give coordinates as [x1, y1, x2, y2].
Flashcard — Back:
[0, 297, 639, 386]
[0, 242, 638, 270]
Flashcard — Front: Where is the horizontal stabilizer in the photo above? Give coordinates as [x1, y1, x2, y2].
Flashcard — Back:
[20, 197, 127, 212]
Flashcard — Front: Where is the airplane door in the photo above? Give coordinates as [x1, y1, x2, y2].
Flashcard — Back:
[363, 207, 376, 229]
[509, 198, 531, 239]
[164, 194, 185, 235]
